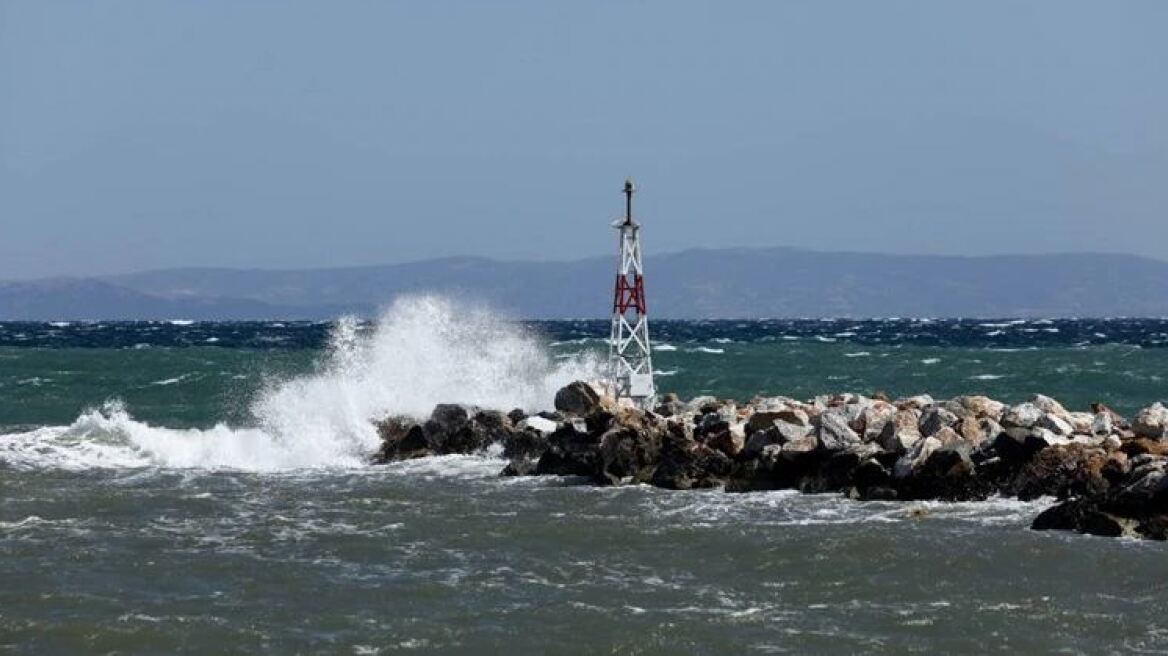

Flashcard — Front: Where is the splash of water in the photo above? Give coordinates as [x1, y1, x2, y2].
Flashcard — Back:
[0, 295, 601, 472]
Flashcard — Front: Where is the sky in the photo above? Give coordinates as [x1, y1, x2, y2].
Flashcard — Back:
[1, 1, 1165, 280]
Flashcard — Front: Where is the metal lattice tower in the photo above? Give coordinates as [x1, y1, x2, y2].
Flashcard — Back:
[608, 178, 655, 408]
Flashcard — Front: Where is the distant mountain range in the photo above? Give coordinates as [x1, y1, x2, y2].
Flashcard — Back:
[1, 248, 1165, 320]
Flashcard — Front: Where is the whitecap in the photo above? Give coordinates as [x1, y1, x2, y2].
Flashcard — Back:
[0, 295, 601, 473]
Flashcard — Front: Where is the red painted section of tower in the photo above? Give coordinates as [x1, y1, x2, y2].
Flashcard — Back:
[613, 274, 647, 315]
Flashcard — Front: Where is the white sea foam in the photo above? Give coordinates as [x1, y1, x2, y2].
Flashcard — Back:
[0, 295, 600, 472]
[653, 343, 677, 351]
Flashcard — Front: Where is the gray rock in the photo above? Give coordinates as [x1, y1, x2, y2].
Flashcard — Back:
[1000, 402, 1044, 429]
[816, 411, 861, 451]
[1030, 394, 1069, 417]
[1038, 413, 1074, 437]
[860, 402, 897, 442]
[896, 394, 935, 410]
[1092, 412, 1114, 436]
[894, 436, 942, 479]
[743, 421, 812, 458]
[780, 433, 818, 458]
[877, 409, 922, 455]
[1132, 402, 1168, 439]
[953, 395, 1006, 420]
[920, 406, 959, 437]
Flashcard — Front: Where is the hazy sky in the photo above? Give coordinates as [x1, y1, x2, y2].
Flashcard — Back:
[1, 1, 1165, 279]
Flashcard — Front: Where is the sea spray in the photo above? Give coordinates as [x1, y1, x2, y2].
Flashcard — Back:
[0, 296, 601, 471]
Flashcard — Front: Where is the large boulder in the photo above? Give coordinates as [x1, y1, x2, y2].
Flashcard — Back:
[502, 426, 548, 461]
[1029, 394, 1069, 418]
[743, 421, 811, 458]
[859, 402, 897, 442]
[1132, 403, 1168, 439]
[598, 426, 662, 485]
[535, 422, 603, 478]
[877, 409, 921, 455]
[1009, 444, 1110, 501]
[1031, 499, 1140, 539]
[919, 406, 959, 437]
[651, 422, 733, 490]
[1000, 403, 1044, 430]
[953, 395, 1006, 421]
[372, 417, 432, 462]
[423, 404, 498, 453]
[816, 411, 861, 451]
[554, 381, 604, 416]
[898, 439, 981, 501]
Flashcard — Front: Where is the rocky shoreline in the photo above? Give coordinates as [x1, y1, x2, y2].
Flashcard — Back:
[372, 382, 1168, 541]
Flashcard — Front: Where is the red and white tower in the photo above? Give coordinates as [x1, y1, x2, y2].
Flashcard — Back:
[608, 178, 655, 408]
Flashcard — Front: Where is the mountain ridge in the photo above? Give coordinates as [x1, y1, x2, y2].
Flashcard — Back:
[1, 247, 1164, 320]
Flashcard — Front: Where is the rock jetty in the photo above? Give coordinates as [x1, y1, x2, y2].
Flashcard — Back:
[372, 381, 1168, 541]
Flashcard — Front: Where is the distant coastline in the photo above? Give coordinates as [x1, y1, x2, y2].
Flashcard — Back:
[3, 248, 1168, 320]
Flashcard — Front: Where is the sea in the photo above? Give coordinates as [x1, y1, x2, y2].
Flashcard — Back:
[3, 296, 1168, 653]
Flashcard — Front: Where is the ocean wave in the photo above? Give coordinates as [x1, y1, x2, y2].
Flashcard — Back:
[0, 295, 600, 473]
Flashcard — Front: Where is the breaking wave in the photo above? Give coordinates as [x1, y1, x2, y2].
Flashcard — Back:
[0, 296, 600, 472]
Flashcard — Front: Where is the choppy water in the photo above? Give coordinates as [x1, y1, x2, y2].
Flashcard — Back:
[3, 298, 1168, 652]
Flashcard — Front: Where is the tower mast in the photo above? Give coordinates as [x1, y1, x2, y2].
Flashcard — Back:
[608, 178, 655, 408]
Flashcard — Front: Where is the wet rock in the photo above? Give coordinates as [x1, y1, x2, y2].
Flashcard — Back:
[502, 427, 548, 461]
[814, 444, 882, 492]
[701, 421, 745, 458]
[894, 436, 942, 480]
[1031, 499, 1138, 538]
[1010, 444, 1109, 501]
[651, 422, 732, 490]
[535, 423, 602, 478]
[554, 381, 603, 416]
[501, 457, 538, 477]
[992, 427, 1054, 464]
[372, 417, 432, 462]
[424, 404, 495, 453]
[743, 421, 811, 458]
[519, 416, 558, 435]
[903, 440, 981, 501]
[598, 426, 662, 485]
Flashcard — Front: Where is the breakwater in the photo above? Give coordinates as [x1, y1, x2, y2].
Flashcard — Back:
[375, 382, 1168, 540]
